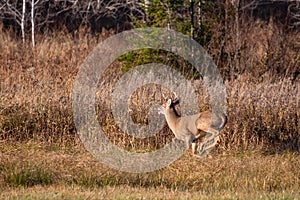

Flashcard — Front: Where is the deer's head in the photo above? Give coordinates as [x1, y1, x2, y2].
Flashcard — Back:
[158, 93, 180, 116]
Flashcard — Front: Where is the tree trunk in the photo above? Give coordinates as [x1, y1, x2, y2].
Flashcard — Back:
[234, 0, 240, 73]
[31, 0, 35, 47]
[21, 0, 26, 44]
[190, 0, 194, 39]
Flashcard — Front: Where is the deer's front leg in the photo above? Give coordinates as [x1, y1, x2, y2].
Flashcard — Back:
[191, 131, 206, 156]
[184, 134, 195, 152]
[192, 142, 198, 155]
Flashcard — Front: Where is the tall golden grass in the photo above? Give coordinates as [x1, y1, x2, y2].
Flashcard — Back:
[0, 25, 299, 153]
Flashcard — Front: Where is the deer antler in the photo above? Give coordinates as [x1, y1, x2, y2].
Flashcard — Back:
[173, 92, 178, 99]
[162, 93, 167, 100]
[172, 92, 180, 105]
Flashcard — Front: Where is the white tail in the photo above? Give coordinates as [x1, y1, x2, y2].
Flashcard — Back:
[158, 95, 227, 157]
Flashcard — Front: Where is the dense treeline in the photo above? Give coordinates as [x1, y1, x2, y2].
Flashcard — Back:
[0, 0, 142, 33]
[0, 0, 299, 79]
[0, 0, 299, 34]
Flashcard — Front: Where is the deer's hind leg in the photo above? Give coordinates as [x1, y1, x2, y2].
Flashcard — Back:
[199, 129, 220, 157]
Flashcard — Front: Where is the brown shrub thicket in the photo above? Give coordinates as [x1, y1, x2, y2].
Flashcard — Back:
[0, 21, 299, 153]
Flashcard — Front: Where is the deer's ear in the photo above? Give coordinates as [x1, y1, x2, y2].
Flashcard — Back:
[167, 99, 172, 107]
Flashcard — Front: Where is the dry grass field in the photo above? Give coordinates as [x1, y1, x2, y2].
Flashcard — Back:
[0, 142, 299, 199]
[0, 26, 299, 199]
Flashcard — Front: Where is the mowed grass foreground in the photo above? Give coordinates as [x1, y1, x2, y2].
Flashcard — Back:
[0, 141, 299, 199]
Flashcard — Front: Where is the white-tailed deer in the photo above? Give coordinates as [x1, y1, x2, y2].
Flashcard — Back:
[158, 95, 227, 157]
